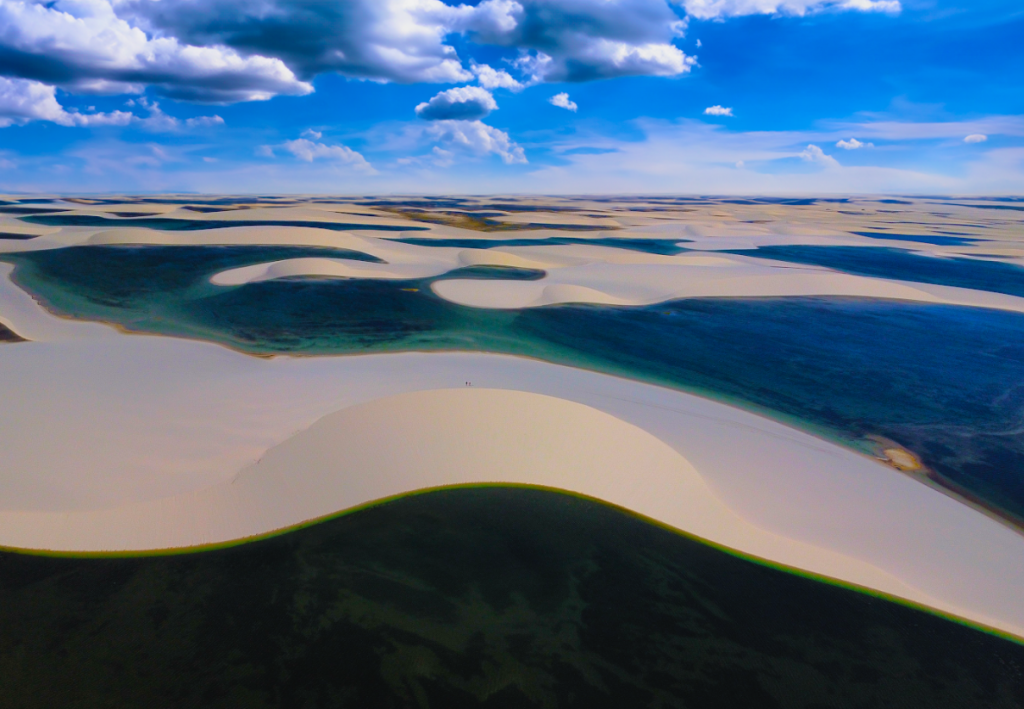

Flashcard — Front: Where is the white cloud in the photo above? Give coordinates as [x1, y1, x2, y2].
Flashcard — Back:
[799, 143, 840, 167]
[549, 92, 578, 112]
[122, 0, 475, 85]
[454, 0, 696, 82]
[0, 0, 707, 109]
[426, 119, 527, 164]
[0, 77, 133, 127]
[416, 86, 498, 121]
[280, 138, 374, 171]
[704, 105, 733, 117]
[964, 134, 988, 144]
[0, 0, 312, 103]
[680, 0, 900, 19]
[130, 98, 223, 132]
[516, 120, 981, 195]
[431, 146, 455, 167]
[301, 128, 323, 140]
[472, 63, 525, 92]
[836, 138, 872, 149]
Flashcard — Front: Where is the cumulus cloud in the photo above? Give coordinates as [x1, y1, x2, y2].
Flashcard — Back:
[0, 0, 312, 103]
[0, 77, 133, 127]
[0, 0, 903, 118]
[426, 119, 527, 164]
[836, 138, 872, 149]
[964, 134, 988, 144]
[549, 92, 578, 112]
[416, 86, 498, 121]
[279, 138, 374, 171]
[472, 63, 525, 91]
[119, 0, 474, 85]
[704, 105, 733, 116]
[0, 0, 745, 109]
[680, 0, 900, 19]
[799, 143, 839, 167]
[488, 0, 696, 83]
[122, 0, 699, 87]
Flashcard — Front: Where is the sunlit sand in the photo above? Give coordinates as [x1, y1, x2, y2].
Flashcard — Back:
[2, 196, 1024, 642]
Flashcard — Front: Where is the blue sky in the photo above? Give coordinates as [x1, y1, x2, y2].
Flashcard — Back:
[0, 0, 1020, 194]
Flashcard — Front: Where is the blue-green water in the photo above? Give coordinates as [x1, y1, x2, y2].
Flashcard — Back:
[734, 246, 1024, 298]
[3, 245, 1024, 525]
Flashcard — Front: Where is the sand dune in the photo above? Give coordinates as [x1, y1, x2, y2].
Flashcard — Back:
[206, 245, 1024, 314]
[2, 284, 1024, 639]
[431, 261, 1024, 312]
[3, 199, 1024, 640]
[0, 385, 1022, 640]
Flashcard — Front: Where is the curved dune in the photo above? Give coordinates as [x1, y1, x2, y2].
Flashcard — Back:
[4, 254, 1024, 640]
[431, 263, 1024, 312]
[2, 386, 1023, 640]
[204, 246, 1024, 315]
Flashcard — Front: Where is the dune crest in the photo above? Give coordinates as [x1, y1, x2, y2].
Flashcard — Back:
[2, 386, 1017, 638]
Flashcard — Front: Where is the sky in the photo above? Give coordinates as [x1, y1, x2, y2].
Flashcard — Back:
[0, 0, 1021, 195]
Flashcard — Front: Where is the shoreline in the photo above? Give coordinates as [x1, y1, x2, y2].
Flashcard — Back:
[4, 258, 1021, 536]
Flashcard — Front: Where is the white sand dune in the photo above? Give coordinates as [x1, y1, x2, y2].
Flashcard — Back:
[1, 285, 1023, 639]
[206, 245, 1024, 314]
[432, 261, 1024, 312]
[0, 387, 948, 616]
[3, 202, 1024, 639]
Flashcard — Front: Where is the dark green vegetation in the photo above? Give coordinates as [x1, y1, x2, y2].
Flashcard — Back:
[4, 245, 1024, 526]
[1, 487, 1021, 709]
[19, 214, 428, 232]
[731, 246, 1024, 298]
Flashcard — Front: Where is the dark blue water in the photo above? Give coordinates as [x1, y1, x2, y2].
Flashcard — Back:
[731, 246, 1024, 298]
[392, 236, 691, 255]
[850, 232, 978, 246]
[519, 299, 1024, 524]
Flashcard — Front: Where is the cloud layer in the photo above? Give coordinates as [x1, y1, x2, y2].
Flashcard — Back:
[0, 0, 312, 102]
[0, 0, 907, 126]
[681, 0, 900, 19]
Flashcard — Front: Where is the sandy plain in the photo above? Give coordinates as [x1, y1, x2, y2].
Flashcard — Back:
[1, 195, 1023, 641]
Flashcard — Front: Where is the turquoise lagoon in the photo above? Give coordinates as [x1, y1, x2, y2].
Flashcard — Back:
[3, 244, 1024, 526]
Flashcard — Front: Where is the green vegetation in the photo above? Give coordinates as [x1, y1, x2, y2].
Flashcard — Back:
[1, 487, 1020, 708]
